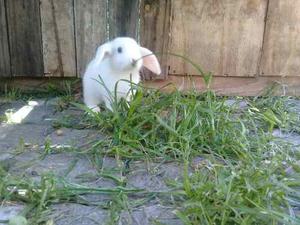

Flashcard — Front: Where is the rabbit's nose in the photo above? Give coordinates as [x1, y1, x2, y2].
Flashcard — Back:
[131, 59, 137, 67]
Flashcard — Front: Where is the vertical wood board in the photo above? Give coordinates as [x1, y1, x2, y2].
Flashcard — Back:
[108, 0, 139, 39]
[168, 0, 267, 77]
[40, 0, 76, 77]
[75, 0, 107, 77]
[6, 0, 43, 76]
[140, 0, 172, 80]
[260, 0, 300, 76]
[0, 0, 10, 77]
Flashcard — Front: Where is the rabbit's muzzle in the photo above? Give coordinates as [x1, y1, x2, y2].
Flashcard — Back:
[131, 59, 138, 67]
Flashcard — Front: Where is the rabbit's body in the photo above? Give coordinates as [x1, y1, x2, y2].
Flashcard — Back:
[83, 58, 140, 111]
[83, 37, 161, 112]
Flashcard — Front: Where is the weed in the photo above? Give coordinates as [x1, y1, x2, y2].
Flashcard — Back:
[14, 138, 26, 155]
[0, 80, 80, 110]
[50, 80, 78, 112]
[42, 137, 52, 157]
[107, 192, 130, 225]
[0, 114, 7, 123]
[2, 85, 21, 102]
[0, 172, 144, 224]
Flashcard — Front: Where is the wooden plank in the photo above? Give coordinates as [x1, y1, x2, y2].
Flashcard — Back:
[0, 0, 10, 77]
[75, 0, 107, 77]
[40, 0, 76, 77]
[0, 77, 80, 94]
[6, 0, 43, 77]
[140, 0, 172, 80]
[108, 0, 139, 39]
[168, 0, 267, 77]
[1, 76, 300, 96]
[144, 75, 300, 96]
[260, 0, 300, 76]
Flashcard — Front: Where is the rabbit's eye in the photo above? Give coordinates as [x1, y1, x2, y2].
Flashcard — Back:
[117, 47, 123, 53]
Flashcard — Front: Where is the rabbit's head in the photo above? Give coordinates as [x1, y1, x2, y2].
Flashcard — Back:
[94, 37, 161, 74]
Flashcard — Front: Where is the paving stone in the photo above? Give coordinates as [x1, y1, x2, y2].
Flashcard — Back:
[0, 152, 12, 161]
[119, 204, 182, 225]
[9, 152, 118, 197]
[0, 100, 55, 125]
[51, 204, 108, 225]
[10, 152, 77, 178]
[272, 129, 300, 146]
[50, 203, 181, 225]
[22, 101, 56, 125]
[286, 99, 300, 113]
[127, 162, 182, 192]
[0, 123, 53, 152]
[224, 99, 248, 109]
[0, 204, 25, 225]
[48, 128, 104, 150]
[0, 157, 17, 172]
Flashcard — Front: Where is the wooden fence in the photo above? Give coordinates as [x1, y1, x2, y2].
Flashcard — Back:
[1, 0, 300, 95]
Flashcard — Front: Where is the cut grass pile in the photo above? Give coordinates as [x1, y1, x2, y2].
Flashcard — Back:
[1, 77, 300, 224]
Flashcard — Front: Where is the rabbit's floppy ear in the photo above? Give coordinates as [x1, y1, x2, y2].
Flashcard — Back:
[140, 47, 161, 75]
[94, 42, 112, 65]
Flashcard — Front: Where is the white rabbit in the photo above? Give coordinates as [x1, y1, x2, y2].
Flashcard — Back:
[83, 37, 161, 112]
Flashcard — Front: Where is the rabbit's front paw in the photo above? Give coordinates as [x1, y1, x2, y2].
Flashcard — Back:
[89, 105, 100, 113]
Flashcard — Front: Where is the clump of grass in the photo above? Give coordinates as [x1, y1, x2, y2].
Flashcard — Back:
[76, 72, 300, 224]
[0, 170, 145, 224]
[47, 80, 79, 111]
[176, 141, 300, 224]
[0, 80, 79, 104]
[0, 85, 21, 102]
[247, 95, 300, 133]
[81, 88, 260, 160]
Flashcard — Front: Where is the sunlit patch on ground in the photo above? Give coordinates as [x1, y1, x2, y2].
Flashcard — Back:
[4, 101, 39, 124]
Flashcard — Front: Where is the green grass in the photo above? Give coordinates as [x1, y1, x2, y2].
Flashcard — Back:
[1, 72, 300, 224]
[72, 79, 300, 224]
[0, 80, 79, 108]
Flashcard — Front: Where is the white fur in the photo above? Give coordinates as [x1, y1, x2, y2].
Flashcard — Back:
[83, 37, 161, 112]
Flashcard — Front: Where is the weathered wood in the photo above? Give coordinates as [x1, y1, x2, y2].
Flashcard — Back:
[144, 75, 300, 96]
[6, 0, 43, 77]
[108, 0, 139, 39]
[75, 0, 107, 77]
[0, 77, 80, 94]
[140, 0, 171, 80]
[168, 0, 267, 77]
[40, 0, 76, 77]
[260, 0, 300, 76]
[2, 76, 300, 96]
[0, 0, 10, 77]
